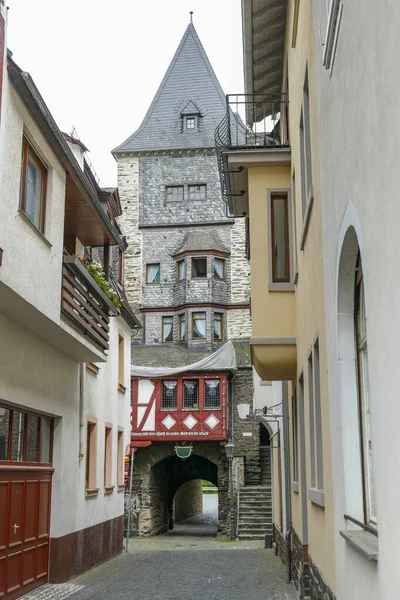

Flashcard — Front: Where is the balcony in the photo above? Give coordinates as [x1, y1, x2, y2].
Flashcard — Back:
[216, 94, 296, 381]
[61, 256, 119, 353]
[215, 94, 290, 216]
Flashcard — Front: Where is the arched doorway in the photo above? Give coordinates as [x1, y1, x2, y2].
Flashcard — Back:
[259, 423, 271, 486]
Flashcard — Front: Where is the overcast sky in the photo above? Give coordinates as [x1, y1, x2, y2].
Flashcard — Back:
[6, 0, 244, 187]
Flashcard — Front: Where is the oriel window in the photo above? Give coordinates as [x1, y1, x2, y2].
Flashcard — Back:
[162, 316, 173, 343]
[20, 137, 47, 233]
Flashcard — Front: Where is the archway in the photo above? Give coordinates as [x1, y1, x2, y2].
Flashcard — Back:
[259, 423, 271, 486]
[130, 442, 229, 536]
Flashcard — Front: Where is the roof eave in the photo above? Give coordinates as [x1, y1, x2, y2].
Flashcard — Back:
[7, 55, 125, 249]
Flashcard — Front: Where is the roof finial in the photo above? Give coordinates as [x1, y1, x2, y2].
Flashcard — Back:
[189, 11, 193, 23]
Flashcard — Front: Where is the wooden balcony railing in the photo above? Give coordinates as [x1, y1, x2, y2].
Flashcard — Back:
[61, 256, 118, 352]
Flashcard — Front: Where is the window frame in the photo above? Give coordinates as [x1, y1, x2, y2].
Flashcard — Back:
[184, 116, 197, 130]
[191, 257, 207, 279]
[267, 189, 294, 291]
[308, 337, 325, 506]
[85, 418, 98, 495]
[104, 425, 113, 492]
[20, 136, 48, 233]
[291, 390, 299, 488]
[213, 257, 225, 280]
[162, 315, 174, 343]
[0, 406, 53, 465]
[146, 263, 161, 284]
[118, 333, 125, 392]
[192, 311, 206, 340]
[177, 259, 186, 281]
[213, 312, 223, 341]
[118, 248, 124, 282]
[117, 428, 124, 490]
[165, 185, 184, 202]
[178, 313, 186, 341]
[188, 184, 206, 201]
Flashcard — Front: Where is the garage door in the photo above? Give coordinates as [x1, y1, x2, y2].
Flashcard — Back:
[0, 407, 53, 600]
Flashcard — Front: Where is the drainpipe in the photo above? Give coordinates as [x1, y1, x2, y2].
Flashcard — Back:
[79, 363, 85, 462]
[282, 381, 292, 583]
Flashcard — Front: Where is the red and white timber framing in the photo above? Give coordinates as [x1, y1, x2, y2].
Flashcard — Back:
[131, 372, 228, 447]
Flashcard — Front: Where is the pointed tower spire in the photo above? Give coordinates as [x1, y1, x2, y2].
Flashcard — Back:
[190, 11, 193, 23]
[113, 23, 227, 154]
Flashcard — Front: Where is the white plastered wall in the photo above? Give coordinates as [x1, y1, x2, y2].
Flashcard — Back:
[312, 1, 400, 596]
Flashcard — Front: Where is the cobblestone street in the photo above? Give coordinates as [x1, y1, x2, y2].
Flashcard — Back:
[23, 506, 296, 600]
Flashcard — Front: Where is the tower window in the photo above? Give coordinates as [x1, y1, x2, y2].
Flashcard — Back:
[192, 257, 207, 278]
[185, 117, 196, 130]
[166, 186, 184, 202]
[188, 184, 206, 201]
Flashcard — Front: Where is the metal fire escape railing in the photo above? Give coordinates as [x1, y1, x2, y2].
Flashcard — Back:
[215, 94, 290, 212]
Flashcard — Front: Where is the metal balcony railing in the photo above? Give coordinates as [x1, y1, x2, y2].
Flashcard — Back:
[215, 94, 289, 210]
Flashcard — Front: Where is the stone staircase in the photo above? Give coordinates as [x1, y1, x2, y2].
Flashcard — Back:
[237, 447, 272, 541]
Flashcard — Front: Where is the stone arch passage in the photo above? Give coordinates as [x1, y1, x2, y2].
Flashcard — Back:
[131, 442, 229, 536]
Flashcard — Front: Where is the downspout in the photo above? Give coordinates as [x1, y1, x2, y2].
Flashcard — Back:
[79, 363, 85, 462]
[282, 381, 292, 583]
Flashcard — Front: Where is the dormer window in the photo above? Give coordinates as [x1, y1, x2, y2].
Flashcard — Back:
[185, 117, 196, 130]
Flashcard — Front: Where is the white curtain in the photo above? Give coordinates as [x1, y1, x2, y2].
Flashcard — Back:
[163, 380, 177, 397]
[163, 321, 173, 341]
[178, 260, 186, 280]
[214, 258, 224, 278]
[193, 313, 206, 338]
[148, 264, 160, 282]
[214, 317, 221, 339]
[180, 319, 186, 339]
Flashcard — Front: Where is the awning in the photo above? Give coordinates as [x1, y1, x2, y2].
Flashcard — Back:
[131, 340, 237, 377]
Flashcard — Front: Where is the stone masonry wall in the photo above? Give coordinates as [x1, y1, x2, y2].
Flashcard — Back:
[174, 479, 203, 523]
[117, 156, 142, 337]
[308, 555, 336, 600]
[230, 218, 250, 304]
[227, 308, 252, 340]
[139, 152, 227, 227]
[232, 368, 260, 486]
[291, 528, 310, 599]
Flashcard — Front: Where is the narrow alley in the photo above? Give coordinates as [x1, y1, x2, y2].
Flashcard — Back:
[21, 495, 296, 600]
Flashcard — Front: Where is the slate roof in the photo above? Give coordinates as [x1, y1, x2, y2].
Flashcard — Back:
[172, 230, 230, 256]
[131, 340, 251, 370]
[113, 24, 227, 153]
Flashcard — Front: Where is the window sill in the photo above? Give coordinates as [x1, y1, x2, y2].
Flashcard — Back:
[85, 488, 99, 498]
[160, 408, 178, 412]
[268, 282, 295, 292]
[104, 485, 115, 495]
[183, 408, 200, 412]
[308, 487, 325, 507]
[18, 209, 52, 248]
[340, 529, 378, 562]
[292, 481, 299, 493]
[118, 484, 125, 492]
[86, 363, 99, 375]
[118, 383, 127, 394]
[300, 187, 314, 251]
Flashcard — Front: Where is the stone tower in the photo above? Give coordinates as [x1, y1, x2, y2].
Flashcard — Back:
[113, 24, 262, 535]
[113, 23, 252, 348]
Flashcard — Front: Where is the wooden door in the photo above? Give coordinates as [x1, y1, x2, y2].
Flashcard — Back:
[0, 407, 53, 599]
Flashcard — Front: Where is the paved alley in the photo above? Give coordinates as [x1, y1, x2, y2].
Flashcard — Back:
[23, 509, 296, 600]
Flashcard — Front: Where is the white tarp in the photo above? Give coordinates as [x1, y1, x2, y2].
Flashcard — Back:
[131, 340, 237, 377]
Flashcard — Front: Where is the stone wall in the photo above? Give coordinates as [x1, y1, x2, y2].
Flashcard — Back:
[308, 555, 336, 600]
[232, 368, 260, 486]
[117, 155, 142, 337]
[227, 308, 252, 340]
[174, 479, 203, 523]
[291, 527, 310, 599]
[230, 218, 250, 304]
[273, 524, 287, 566]
[139, 152, 227, 227]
